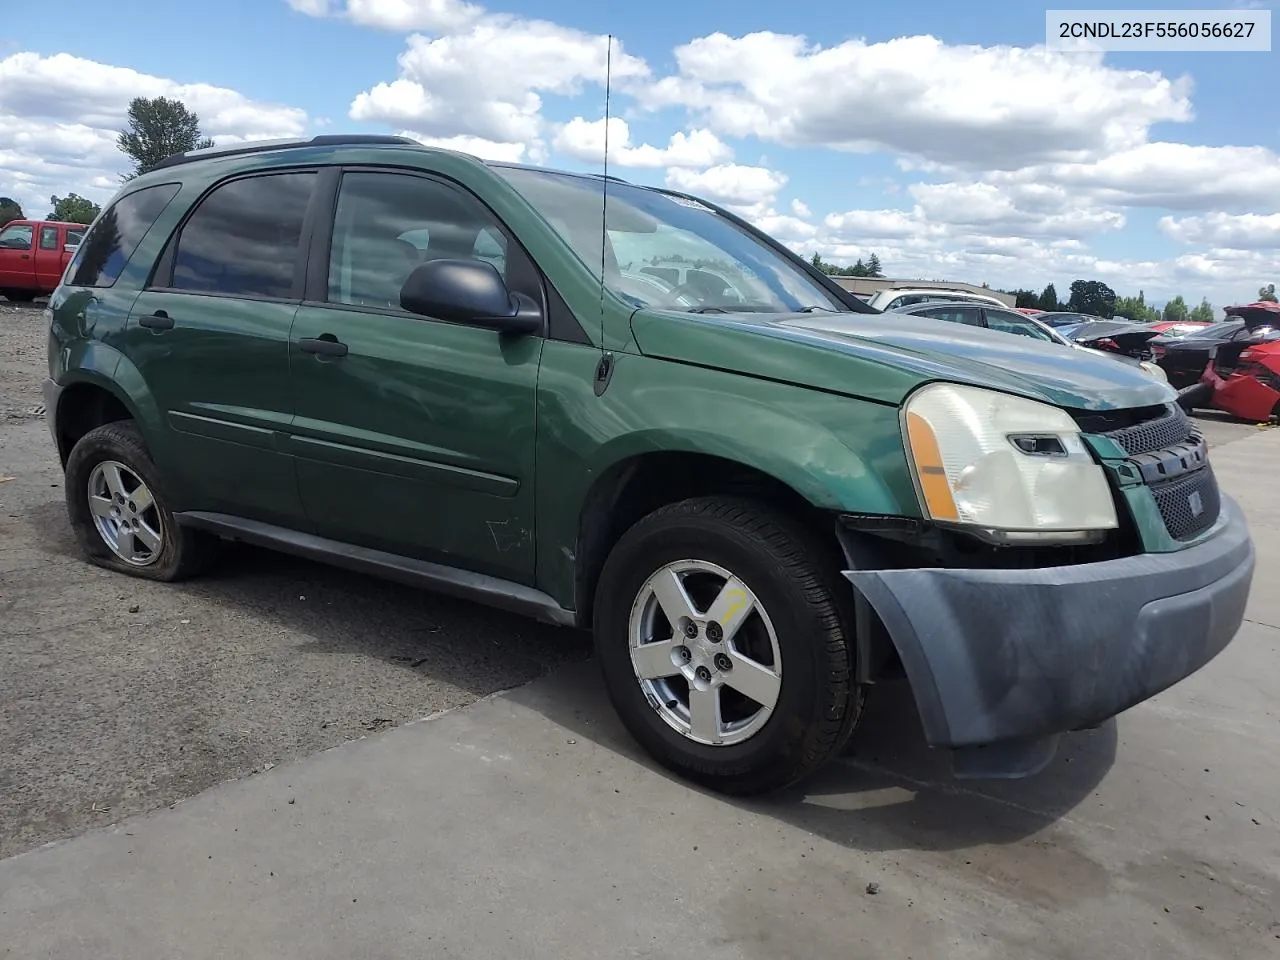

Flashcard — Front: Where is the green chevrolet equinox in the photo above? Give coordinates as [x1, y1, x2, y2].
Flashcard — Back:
[44, 135, 1255, 795]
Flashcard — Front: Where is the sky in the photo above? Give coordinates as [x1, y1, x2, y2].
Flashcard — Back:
[1, 0, 1277, 310]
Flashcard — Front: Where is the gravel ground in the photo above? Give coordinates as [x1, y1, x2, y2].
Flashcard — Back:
[0, 297, 1268, 858]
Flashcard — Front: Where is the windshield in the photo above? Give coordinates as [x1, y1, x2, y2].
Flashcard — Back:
[493, 166, 848, 314]
[1198, 320, 1244, 339]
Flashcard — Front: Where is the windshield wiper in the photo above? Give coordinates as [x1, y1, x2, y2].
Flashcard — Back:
[685, 306, 729, 314]
[798, 305, 837, 313]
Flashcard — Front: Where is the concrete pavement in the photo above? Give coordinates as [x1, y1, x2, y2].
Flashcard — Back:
[2, 428, 1278, 957]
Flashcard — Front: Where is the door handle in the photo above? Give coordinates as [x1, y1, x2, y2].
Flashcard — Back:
[298, 335, 348, 358]
[138, 310, 174, 330]
[20, 253, 30, 260]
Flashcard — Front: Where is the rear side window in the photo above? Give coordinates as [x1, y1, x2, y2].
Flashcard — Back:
[168, 173, 316, 300]
[67, 228, 85, 246]
[70, 183, 180, 287]
[918, 305, 983, 326]
[39, 226, 59, 250]
[0, 224, 33, 250]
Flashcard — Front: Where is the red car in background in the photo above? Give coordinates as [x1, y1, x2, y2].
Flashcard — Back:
[1176, 301, 1280, 422]
[1149, 320, 1210, 336]
[0, 219, 86, 302]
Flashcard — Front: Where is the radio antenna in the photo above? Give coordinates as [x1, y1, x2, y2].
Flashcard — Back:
[598, 33, 613, 350]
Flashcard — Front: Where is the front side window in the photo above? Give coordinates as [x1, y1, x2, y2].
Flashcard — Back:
[327, 171, 518, 313]
[39, 226, 60, 250]
[0, 224, 33, 250]
[917, 305, 983, 326]
[494, 166, 848, 315]
[70, 183, 180, 288]
[169, 172, 316, 299]
[984, 309, 1057, 342]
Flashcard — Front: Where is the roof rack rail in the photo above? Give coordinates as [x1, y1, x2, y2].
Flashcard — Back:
[151, 134, 419, 171]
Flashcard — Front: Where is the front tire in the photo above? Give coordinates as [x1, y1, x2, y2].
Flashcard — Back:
[64, 421, 218, 581]
[593, 496, 864, 795]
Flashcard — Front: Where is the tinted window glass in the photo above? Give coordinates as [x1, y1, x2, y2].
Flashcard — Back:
[70, 183, 180, 287]
[170, 173, 315, 299]
[328, 172, 515, 312]
[67, 228, 85, 245]
[985, 309, 1055, 341]
[0, 224, 33, 250]
[917, 305, 983, 326]
[39, 226, 59, 250]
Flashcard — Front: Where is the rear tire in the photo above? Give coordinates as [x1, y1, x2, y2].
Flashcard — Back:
[2, 289, 37, 302]
[593, 496, 864, 795]
[64, 421, 219, 581]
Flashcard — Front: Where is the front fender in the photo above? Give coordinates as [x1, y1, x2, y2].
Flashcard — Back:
[533, 343, 918, 609]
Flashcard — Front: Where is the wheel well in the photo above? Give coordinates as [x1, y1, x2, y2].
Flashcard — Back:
[575, 452, 844, 623]
[54, 383, 133, 466]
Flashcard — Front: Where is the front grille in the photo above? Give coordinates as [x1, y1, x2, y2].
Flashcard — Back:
[1150, 463, 1221, 541]
[1098, 404, 1195, 456]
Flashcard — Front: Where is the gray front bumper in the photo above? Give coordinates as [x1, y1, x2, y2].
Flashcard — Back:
[845, 494, 1254, 778]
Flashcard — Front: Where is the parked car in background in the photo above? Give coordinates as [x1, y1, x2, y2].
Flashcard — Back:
[1014, 307, 1045, 316]
[1035, 311, 1101, 329]
[1174, 302, 1280, 420]
[864, 286, 1008, 311]
[890, 301, 1169, 382]
[0, 219, 85, 302]
[1153, 319, 1279, 389]
[1149, 320, 1210, 337]
[1062, 319, 1163, 363]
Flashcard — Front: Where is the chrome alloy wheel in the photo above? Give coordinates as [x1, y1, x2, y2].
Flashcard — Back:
[627, 559, 783, 746]
[86, 460, 163, 566]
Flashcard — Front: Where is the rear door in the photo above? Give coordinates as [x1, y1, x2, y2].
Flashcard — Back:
[122, 170, 319, 528]
[34, 224, 66, 291]
[0, 222, 35, 289]
[287, 167, 544, 581]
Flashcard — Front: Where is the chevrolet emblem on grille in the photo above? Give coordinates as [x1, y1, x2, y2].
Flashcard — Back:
[1188, 490, 1204, 518]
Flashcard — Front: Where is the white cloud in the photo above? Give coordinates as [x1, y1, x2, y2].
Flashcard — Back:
[638, 32, 1192, 169]
[553, 117, 730, 169]
[288, 0, 484, 32]
[790, 198, 811, 219]
[990, 142, 1280, 212]
[1160, 213, 1280, 250]
[348, 18, 648, 156]
[664, 163, 788, 217]
[397, 129, 533, 163]
[0, 51, 308, 216]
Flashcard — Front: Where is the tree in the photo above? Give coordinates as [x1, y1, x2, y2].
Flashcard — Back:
[1114, 290, 1160, 323]
[47, 193, 100, 224]
[1259, 283, 1277, 303]
[808, 252, 887, 278]
[0, 197, 23, 228]
[1066, 279, 1116, 318]
[866, 253, 883, 277]
[1189, 298, 1215, 323]
[1038, 283, 1059, 311]
[1162, 295, 1189, 323]
[117, 96, 215, 179]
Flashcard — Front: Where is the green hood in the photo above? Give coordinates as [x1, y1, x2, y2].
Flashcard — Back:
[630, 309, 1176, 411]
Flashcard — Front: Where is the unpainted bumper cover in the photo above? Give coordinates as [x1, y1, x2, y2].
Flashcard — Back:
[845, 494, 1254, 778]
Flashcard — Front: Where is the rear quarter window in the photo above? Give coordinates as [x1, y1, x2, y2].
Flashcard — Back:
[68, 183, 181, 288]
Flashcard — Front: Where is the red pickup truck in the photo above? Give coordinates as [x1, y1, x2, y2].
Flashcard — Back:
[0, 219, 87, 302]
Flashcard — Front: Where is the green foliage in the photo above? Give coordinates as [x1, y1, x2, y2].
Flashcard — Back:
[1113, 290, 1160, 323]
[117, 96, 216, 179]
[47, 193, 100, 224]
[1038, 283, 1059, 311]
[1066, 279, 1117, 319]
[1162, 294, 1189, 323]
[809, 252, 885, 277]
[0, 197, 23, 228]
[1260, 283, 1278, 303]
[997, 288, 1041, 309]
[1189, 298, 1215, 323]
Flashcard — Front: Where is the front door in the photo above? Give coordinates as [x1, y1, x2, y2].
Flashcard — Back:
[288, 168, 543, 583]
[121, 170, 319, 529]
[0, 222, 35, 289]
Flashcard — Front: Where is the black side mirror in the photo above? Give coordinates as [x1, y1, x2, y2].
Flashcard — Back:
[399, 258, 541, 335]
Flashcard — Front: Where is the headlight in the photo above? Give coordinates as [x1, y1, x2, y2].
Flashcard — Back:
[1139, 361, 1168, 383]
[902, 382, 1118, 542]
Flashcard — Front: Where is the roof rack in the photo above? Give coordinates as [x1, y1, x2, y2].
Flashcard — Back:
[151, 134, 420, 171]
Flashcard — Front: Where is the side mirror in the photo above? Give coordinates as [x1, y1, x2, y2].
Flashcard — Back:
[399, 258, 541, 335]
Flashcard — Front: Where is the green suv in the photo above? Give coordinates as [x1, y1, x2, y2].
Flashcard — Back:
[44, 135, 1254, 794]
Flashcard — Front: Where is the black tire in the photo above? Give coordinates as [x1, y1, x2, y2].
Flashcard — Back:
[593, 496, 864, 795]
[64, 420, 219, 581]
